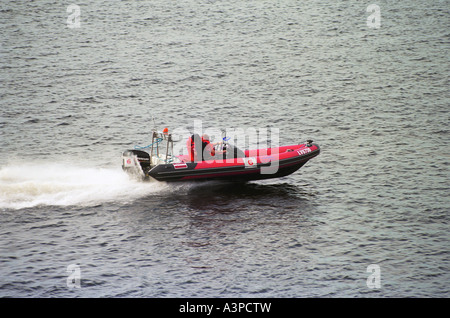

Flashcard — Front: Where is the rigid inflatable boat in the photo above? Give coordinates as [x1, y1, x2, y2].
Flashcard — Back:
[122, 130, 320, 182]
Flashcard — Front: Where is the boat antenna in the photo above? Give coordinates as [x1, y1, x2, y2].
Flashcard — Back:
[152, 116, 157, 132]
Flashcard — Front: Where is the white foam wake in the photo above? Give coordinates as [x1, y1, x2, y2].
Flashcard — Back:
[0, 163, 169, 210]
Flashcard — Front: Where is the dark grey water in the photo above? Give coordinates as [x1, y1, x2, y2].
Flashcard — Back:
[0, 0, 449, 297]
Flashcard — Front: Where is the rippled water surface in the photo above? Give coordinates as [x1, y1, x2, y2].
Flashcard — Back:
[0, 0, 449, 297]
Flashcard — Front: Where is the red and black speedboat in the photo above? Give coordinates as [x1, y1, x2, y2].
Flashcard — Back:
[122, 130, 320, 182]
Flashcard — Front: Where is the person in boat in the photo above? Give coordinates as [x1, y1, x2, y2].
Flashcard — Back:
[201, 134, 226, 161]
[187, 134, 202, 162]
[187, 133, 226, 162]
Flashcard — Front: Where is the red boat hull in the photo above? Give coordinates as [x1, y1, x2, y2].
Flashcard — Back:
[146, 143, 320, 182]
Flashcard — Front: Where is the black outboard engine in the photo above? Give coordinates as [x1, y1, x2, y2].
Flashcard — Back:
[122, 150, 151, 179]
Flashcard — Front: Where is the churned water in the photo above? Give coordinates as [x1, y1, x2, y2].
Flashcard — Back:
[0, 0, 449, 297]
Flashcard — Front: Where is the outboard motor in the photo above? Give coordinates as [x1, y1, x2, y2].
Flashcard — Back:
[122, 150, 151, 179]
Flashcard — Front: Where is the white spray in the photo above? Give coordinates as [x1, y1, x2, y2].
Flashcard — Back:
[0, 163, 170, 210]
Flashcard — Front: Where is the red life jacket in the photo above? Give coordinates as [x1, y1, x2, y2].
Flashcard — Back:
[186, 136, 195, 162]
[187, 134, 202, 162]
[201, 138, 215, 157]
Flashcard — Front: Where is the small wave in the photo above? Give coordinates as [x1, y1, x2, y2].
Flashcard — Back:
[0, 163, 169, 210]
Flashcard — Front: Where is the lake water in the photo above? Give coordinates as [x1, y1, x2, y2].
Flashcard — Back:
[0, 0, 448, 297]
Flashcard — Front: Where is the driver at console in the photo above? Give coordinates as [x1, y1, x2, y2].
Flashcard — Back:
[201, 134, 226, 161]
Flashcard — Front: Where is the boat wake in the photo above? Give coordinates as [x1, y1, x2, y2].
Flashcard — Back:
[0, 163, 170, 210]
